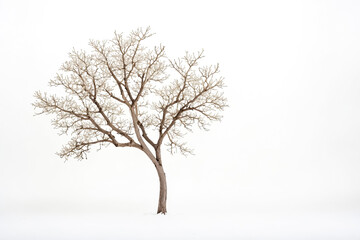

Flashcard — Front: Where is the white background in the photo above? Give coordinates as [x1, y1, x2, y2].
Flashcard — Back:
[0, 0, 360, 239]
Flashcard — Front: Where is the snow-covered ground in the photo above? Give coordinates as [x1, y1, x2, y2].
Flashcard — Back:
[1, 209, 359, 239]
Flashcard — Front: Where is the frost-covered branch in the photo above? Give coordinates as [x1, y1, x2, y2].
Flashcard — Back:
[33, 27, 227, 160]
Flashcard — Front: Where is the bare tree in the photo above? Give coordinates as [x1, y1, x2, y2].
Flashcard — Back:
[33, 27, 227, 214]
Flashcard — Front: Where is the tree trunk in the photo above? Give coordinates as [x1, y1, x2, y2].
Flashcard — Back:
[155, 165, 167, 214]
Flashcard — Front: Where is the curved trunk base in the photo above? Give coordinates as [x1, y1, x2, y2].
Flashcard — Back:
[156, 165, 167, 215]
[157, 205, 167, 215]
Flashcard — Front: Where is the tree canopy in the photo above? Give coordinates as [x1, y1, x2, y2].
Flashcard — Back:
[34, 27, 227, 161]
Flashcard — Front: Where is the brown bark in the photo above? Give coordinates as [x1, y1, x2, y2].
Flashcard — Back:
[34, 28, 227, 214]
[155, 164, 167, 214]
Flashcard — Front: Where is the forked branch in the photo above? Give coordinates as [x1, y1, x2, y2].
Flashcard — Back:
[33, 27, 227, 160]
